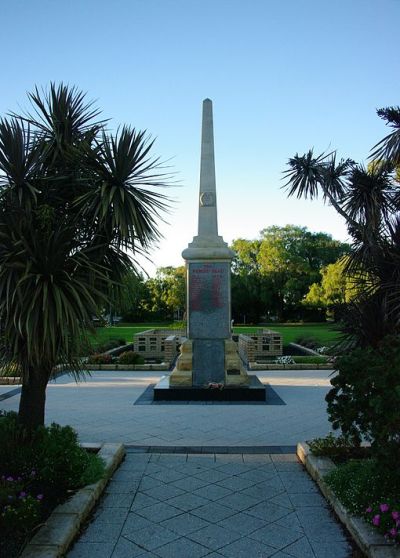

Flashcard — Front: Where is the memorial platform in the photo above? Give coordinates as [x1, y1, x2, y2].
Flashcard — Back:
[153, 374, 267, 402]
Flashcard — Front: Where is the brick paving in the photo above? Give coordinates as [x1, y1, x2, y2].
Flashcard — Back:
[68, 451, 353, 558]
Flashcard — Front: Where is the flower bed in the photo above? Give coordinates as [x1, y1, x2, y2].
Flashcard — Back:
[297, 442, 399, 557]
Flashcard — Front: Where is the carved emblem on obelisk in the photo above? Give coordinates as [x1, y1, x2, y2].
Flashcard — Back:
[200, 191, 215, 207]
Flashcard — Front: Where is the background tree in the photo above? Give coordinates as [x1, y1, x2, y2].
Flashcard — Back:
[0, 84, 171, 428]
[304, 256, 357, 319]
[230, 227, 349, 322]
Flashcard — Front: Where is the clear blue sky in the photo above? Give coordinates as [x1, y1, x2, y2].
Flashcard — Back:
[1, 0, 399, 274]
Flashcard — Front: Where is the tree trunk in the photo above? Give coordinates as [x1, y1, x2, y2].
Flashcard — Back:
[18, 370, 49, 430]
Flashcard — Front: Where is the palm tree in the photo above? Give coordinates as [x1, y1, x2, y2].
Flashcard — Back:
[283, 106, 400, 347]
[0, 84, 171, 429]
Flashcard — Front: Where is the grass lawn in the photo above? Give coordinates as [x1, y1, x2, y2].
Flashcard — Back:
[88, 322, 340, 349]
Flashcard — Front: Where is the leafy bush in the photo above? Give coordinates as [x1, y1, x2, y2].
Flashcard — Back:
[87, 353, 113, 365]
[326, 334, 400, 474]
[324, 459, 396, 515]
[0, 412, 104, 495]
[0, 412, 104, 554]
[118, 351, 144, 365]
[0, 473, 42, 535]
[308, 433, 369, 462]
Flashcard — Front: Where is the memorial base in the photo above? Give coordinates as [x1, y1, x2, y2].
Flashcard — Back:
[153, 374, 266, 402]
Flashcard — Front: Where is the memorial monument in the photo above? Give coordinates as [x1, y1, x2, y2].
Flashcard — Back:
[154, 99, 266, 401]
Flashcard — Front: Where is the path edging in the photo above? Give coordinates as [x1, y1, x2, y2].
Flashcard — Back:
[297, 442, 399, 557]
[20, 442, 125, 558]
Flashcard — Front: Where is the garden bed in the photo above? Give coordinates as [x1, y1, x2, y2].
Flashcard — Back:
[297, 442, 399, 557]
[20, 443, 125, 558]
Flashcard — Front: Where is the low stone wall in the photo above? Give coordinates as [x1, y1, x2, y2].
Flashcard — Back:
[133, 329, 186, 365]
[239, 329, 283, 364]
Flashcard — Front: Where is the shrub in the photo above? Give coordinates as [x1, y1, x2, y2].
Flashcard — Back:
[324, 459, 395, 514]
[0, 412, 105, 496]
[118, 351, 144, 365]
[292, 355, 328, 364]
[326, 334, 400, 474]
[275, 356, 294, 364]
[0, 473, 42, 535]
[87, 353, 113, 365]
[308, 433, 368, 462]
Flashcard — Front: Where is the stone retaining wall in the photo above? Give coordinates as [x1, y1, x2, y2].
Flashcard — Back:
[133, 329, 186, 365]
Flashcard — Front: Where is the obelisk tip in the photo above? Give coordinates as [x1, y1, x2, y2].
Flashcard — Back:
[203, 98, 212, 104]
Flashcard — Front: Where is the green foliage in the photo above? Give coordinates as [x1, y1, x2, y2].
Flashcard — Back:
[117, 351, 144, 365]
[87, 353, 113, 364]
[292, 355, 327, 364]
[326, 335, 400, 473]
[230, 226, 349, 322]
[324, 459, 396, 514]
[308, 433, 367, 461]
[0, 413, 105, 494]
[0, 474, 41, 535]
[0, 83, 171, 428]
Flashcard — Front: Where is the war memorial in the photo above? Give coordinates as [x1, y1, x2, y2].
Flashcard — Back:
[154, 99, 266, 401]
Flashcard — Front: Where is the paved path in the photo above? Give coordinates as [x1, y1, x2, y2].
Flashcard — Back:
[68, 451, 352, 558]
[0, 370, 333, 446]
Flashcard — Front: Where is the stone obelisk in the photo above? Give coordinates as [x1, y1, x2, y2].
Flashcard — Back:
[182, 99, 235, 386]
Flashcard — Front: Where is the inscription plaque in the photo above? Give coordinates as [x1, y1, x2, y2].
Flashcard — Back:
[188, 262, 230, 339]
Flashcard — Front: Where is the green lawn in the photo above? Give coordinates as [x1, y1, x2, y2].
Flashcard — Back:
[88, 322, 340, 349]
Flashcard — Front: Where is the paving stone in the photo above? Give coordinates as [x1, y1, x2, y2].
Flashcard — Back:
[301, 520, 347, 542]
[216, 475, 256, 491]
[160, 512, 210, 535]
[173, 463, 209, 476]
[191, 501, 236, 522]
[268, 492, 294, 509]
[68, 542, 115, 558]
[245, 501, 289, 523]
[309, 540, 352, 557]
[111, 536, 150, 557]
[106, 480, 140, 494]
[218, 536, 276, 557]
[283, 536, 315, 558]
[275, 512, 304, 534]
[130, 493, 159, 511]
[112, 470, 145, 482]
[217, 511, 268, 536]
[215, 454, 244, 463]
[149, 469, 186, 484]
[192, 483, 232, 501]
[122, 524, 178, 550]
[79, 521, 122, 543]
[100, 491, 135, 509]
[187, 523, 241, 550]
[143, 483, 185, 501]
[93, 507, 129, 524]
[152, 536, 210, 558]
[289, 492, 328, 508]
[241, 481, 285, 500]
[194, 469, 230, 484]
[122, 512, 156, 534]
[166, 492, 209, 512]
[186, 455, 217, 467]
[134, 501, 182, 522]
[214, 462, 254, 475]
[217, 492, 259, 512]
[237, 466, 277, 483]
[170, 476, 210, 492]
[248, 522, 303, 549]
[139, 476, 166, 491]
